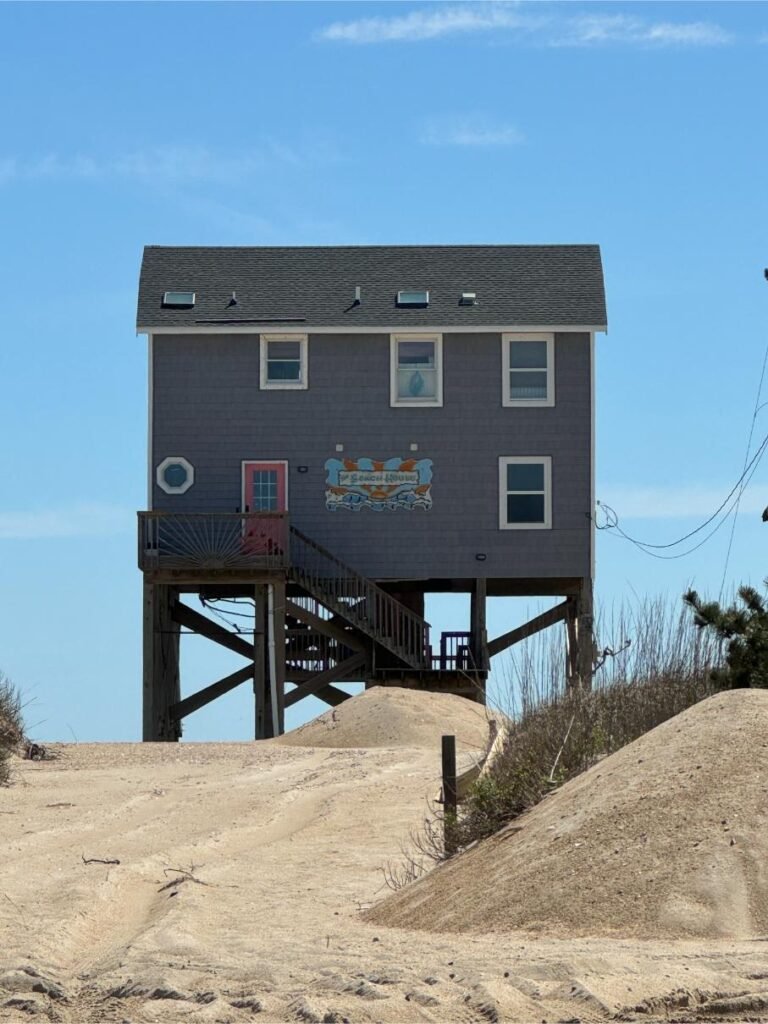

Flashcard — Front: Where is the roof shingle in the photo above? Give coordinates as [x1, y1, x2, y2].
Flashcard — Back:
[137, 244, 607, 330]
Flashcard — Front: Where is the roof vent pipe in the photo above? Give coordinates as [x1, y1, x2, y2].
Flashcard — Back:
[354, 285, 361, 305]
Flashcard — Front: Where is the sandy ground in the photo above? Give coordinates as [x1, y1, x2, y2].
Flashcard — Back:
[1, 688, 767, 1023]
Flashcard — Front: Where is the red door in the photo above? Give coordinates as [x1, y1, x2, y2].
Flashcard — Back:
[242, 461, 288, 553]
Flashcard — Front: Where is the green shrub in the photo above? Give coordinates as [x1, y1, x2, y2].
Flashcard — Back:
[684, 582, 768, 689]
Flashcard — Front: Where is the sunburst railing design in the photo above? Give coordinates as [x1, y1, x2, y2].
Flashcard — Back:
[138, 512, 289, 572]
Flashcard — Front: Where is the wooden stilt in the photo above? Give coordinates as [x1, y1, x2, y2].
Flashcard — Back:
[470, 577, 488, 671]
[575, 577, 595, 688]
[565, 596, 579, 688]
[142, 583, 181, 742]
[253, 586, 268, 739]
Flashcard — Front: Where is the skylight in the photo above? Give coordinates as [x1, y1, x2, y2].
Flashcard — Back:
[397, 289, 429, 308]
[162, 290, 196, 308]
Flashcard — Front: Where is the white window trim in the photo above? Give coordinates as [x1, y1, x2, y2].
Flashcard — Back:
[390, 333, 443, 408]
[502, 333, 555, 408]
[157, 456, 195, 495]
[499, 456, 552, 530]
[259, 333, 308, 390]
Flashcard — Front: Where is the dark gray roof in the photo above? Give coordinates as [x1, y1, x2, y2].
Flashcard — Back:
[137, 245, 607, 330]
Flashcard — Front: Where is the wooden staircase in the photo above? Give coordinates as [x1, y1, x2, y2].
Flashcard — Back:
[288, 527, 430, 670]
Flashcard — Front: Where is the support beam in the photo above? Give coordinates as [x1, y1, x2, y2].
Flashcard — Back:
[272, 581, 287, 735]
[565, 597, 579, 687]
[285, 654, 366, 708]
[487, 600, 570, 658]
[285, 600, 367, 654]
[143, 583, 181, 742]
[575, 578, 594, 688]
[314, 685, 352, 707]
[253, 586, 268, 739]
[470, 577, 488, 671]
[172, 602, 254, 660]
[169, 663, 254, 723]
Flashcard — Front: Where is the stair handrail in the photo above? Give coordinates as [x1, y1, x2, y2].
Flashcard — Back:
[288, 526, 430, 667]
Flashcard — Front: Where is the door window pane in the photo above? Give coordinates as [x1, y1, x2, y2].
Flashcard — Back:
[252, 470, 278, 511]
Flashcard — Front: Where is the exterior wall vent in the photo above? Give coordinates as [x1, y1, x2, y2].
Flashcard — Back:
[396, 289, 429, 308]
[162, 290, 196, 308]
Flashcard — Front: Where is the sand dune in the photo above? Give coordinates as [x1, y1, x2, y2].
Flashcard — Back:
[1, 687, 768, 1023]
[368, 689, 768, 940]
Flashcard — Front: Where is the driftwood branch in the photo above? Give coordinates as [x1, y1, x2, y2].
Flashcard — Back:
[82, 854, 121, 865]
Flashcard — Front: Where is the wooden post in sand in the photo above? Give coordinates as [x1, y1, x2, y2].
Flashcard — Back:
[442, 734, 458, 855]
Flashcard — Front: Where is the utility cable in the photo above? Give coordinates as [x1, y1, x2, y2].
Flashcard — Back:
[595, 430, 768, 551]
[718, 341, 768, 598]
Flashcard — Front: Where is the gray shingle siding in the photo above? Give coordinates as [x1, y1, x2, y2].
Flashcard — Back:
[151, 331, 592, 581]
[138, 245, 607, 330]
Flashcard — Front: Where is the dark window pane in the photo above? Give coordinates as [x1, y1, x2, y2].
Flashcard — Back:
[510, 340, 547, 369]
[398, 341, 435, 367]
[507, 494, 545, 523]
[267, 360, 301, 381]
[163, 463, 188, 488]
[268, 341, 301, 359]
[507, 463, 544, 491]
[510, 371, 547, 399]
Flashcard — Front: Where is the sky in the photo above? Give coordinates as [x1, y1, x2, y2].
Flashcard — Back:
[1, 0, 767, 742]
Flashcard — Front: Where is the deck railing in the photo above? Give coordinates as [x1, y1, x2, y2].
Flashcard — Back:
[138, 512, 289, 572]
[288, 526, 430, 669]
[433, 631, 474, 672]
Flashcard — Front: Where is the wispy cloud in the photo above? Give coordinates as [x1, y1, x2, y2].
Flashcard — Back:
[0, 504, 131, 540]
[597, 485, 768, 521]
[318, 4, 733, 48]
[0, 143, 300, 188]
[318, 4, 540, 44]
[421, 116, 525, 147]
[553, 14, 733, 48]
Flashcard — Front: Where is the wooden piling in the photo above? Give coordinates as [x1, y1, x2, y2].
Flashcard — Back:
[441, 734, 458, 856]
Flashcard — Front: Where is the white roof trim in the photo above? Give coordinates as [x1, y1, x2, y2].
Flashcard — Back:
[137, 323, 607, 337]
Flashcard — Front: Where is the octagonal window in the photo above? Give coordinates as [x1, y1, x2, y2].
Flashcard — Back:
[156, 456, 195, 495]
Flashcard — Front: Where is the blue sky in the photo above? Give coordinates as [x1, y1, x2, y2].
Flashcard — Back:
[2, 1, 767, 741]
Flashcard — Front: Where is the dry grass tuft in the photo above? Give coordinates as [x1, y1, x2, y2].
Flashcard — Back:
[0, 672, 25, 786]
[451, 597, 723, 848]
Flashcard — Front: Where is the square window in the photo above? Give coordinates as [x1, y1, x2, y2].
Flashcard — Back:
[499, 457, 551, 529]
[260, 334, 308, 390]
[390, 334, 443, 407]
[502, 334, 554, 407]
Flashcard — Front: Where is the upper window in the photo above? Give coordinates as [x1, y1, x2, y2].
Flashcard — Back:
[260, 334, 308, 390]
[499, 457, 552, 530]
[502, 333, 554, 407]
[390, 334, 443, 407]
